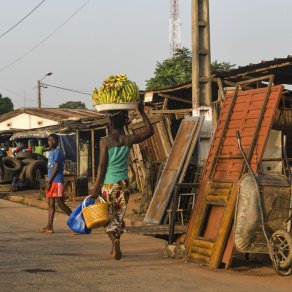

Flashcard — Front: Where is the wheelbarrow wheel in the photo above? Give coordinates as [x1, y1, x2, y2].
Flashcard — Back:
[271, 230, 292, 270]
[276, 266, 292, 276]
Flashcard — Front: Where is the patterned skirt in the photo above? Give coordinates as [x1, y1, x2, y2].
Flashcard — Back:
[101, 179, 129, 237]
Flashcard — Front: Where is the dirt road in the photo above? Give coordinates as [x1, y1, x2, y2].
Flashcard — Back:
[1, 199, 291, 292]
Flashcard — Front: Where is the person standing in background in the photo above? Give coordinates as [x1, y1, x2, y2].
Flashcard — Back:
[0, 143, 7, 180]
[39, 133, 72, 233]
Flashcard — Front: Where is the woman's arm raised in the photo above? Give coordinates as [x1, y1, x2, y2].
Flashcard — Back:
[130, 102, 154, 145]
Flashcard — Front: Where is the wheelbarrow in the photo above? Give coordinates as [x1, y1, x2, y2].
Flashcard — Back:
[234, 131, 292, 276]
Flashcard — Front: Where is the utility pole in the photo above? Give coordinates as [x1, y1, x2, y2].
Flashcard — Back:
[192, 0, 212, 110]
[37, 80, 41, 108]
[169, 0, 182, 57]
[191, 0, 212, 165]
[37, 72, 53, 108]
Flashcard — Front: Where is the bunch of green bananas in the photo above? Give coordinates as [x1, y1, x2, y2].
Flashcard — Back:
[92, 74, 140, 105]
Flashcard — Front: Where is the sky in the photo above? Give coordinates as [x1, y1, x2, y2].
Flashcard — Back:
[0, 0, 291, 109]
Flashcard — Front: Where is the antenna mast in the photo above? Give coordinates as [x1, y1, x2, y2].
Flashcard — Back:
[169, 0, 181, 57]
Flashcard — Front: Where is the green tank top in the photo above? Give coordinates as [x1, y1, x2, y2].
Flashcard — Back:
[103, 135, 132, 184]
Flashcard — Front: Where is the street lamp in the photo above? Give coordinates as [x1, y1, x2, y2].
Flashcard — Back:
[37, 72, 53, 108]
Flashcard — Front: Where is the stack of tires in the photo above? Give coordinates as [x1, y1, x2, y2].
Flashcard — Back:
[2, 152, 48, 189]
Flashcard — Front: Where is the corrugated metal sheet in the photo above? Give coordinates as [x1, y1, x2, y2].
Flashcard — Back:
[10, 117, 108, 140]
[0, 108, 99, 123]
[214, 56, 292, 77]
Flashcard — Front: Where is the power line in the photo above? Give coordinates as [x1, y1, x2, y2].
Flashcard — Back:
[0, 86, 35, 102]
[0, 85, 51, 107]
[0, 0, 47, 40]
[42, 83, 91, 96]
[0, 0, 91, 73]
[0, 86, 26, 99]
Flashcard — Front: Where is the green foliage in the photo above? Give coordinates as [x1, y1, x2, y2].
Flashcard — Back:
[211, 60, 236, 71]
[59, 101, 86, 109]
[0, 94, 14, 114]
[145, 47, 236, 90]
[146, 48, 192, 90]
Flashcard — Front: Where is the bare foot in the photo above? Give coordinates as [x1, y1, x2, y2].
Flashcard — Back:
[114, 239, 122, 260]
[38, 227, 54, 233]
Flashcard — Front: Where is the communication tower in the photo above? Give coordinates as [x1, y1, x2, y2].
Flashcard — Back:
[169, 0, 182, 57]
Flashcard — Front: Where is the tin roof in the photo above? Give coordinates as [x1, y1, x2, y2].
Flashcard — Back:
[213, 56, 292, 84]
[142, 55, 292, 96]
[9, 116, 109, 140]
[0, 108, 100, 123]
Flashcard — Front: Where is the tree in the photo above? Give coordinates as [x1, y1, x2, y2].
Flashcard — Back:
[211, 60, 236, 71]
[145, 47, 236, 90]
[0, 94, 14, 114]
[146, 48, 192, 90]
[59, 101, 86, 109]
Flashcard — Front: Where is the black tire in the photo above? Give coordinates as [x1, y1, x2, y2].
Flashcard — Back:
[271, 230, 292, 270]
[26, 160, 47, 189]
[19, 165, 28, 182]
[0, 169, 18, 183]
[3, 157, 22, 172]
[36, 154, 48, 162]
[22, 158, 36, 165]
[16, 152, 38, 160]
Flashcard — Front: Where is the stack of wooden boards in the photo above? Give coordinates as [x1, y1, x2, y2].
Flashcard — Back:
[144, 116, 204, 224]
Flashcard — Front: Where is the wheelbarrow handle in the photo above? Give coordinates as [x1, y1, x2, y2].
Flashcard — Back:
[236, 130, 241, 141]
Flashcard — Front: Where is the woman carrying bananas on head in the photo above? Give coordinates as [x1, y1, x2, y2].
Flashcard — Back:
[92, 102, 154, 260]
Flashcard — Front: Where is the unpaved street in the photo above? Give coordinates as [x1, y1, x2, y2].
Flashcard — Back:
[1, 199, 292, 292]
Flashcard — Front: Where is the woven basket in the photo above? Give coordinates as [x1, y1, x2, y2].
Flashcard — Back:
[82, 196, 110, 229]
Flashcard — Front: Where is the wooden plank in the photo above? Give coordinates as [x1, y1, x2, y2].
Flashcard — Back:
[177, 118, 204, 184]
[124, 126, 144, 192]
[161, 117, 205, 223]
[221, 226, 235, 269]
[162, 114, 174, 146]
[144, 117, 204, 224]
[158, 93, 192, 105]
[190, 253, 210, 264]
[193, 239, 214, 249]
[191, 246, 213, 257]
[148, 109, 193, 114]
[132, 117, 172, 162]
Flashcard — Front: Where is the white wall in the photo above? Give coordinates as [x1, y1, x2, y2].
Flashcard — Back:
[0, 113, 58, 130]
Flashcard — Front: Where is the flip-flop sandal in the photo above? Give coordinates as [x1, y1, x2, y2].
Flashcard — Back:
[114, 239, 122, 260]
[38, 227, 54, 233]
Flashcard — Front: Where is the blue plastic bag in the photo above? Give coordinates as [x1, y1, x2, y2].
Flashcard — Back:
[67, 196, 94, 234]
